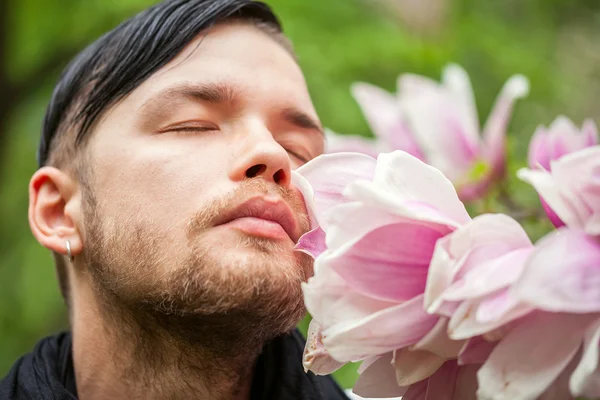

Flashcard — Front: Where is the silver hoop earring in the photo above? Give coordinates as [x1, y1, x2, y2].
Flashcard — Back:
[66, 240, 74, 262]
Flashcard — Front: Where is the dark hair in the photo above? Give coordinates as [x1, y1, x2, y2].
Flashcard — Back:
[38, 0, 283, 168]
[39, 0, 287, 304]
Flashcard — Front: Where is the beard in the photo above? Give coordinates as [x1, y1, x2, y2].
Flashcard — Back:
[80, 178, 313, 359]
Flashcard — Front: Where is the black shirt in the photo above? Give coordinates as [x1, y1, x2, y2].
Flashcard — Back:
[0, 331, 349, 400]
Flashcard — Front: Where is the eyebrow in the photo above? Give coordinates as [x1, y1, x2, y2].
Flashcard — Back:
[139, 82, 323, 135]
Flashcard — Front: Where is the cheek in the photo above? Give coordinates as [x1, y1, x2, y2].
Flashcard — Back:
[91, 139, 231, 233]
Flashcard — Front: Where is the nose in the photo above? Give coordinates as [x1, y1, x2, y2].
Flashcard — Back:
[229, 124, 292, 188]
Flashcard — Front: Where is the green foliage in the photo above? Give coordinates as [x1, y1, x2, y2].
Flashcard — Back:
[2, 0, 600, 391]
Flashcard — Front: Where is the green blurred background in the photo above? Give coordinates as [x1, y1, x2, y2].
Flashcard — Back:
[1, 0, 600, 390]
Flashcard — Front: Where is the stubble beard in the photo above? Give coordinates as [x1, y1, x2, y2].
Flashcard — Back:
[81, 178, 313, 366]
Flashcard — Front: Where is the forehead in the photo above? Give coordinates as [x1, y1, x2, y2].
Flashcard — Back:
[123, 21, 315, 113]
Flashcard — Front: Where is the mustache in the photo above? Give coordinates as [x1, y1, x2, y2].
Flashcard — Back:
[186, 179, 310, 239]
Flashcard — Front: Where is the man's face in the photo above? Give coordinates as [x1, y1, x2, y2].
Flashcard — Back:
[80, 22, 323, 335]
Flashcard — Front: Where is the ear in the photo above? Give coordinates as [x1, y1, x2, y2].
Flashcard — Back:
[29, 167, 83, 259]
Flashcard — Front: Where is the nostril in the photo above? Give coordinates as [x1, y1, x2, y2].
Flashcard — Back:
[273, 169, 286, 184]
[246, 164, 267, 178]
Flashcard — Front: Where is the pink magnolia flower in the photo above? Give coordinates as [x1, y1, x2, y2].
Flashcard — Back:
[471, 146, 600, 399]
[424, 213, 534, 341]
[292, 150, 471, 398]
[526, 117, 598, 228]
[327, 64, 529, 201]
[528, 116, 598, 171]
[518, 146, 600, 235]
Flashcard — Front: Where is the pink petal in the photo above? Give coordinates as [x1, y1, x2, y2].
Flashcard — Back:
[412, 317, 465, 359]
[303, 263, 397, 330]
[353, 352, 408, 398]
[399, 87, 480, 181]
[403, 379, 428, 400]
[551, 146, 600, 236]
[425, 214, 531, 312]
[423, 361, 479, 400]
[295, 227, 327, 258]
[547, 116, 582, 160]
[302, 320, 345, 375]
[582, 119, 599, 147]
[538, 351, 579, 400]
[397, 73, 440, 97]
[477, 312, 593, 400]
[322, 294, 438, 362]
[517, 167, 580, 230]
[325, 220, 442, 302]
[441, 248, 532, 304]
[294, 152, 377, 229]
[481, 74, 529, 180]
[394, 348, 446, 386]
[346, 180, 463, 231]
[570, 317, 600, 397]
[513, 229, 600, 313]
[448, 296, 533, 340]
[527, 126, 551, 170]
[351, 82, 424, 159]
[370, 150, 471, 225]
[324, 129, 384, 158]
[441, 64, 481, 147]
[540, 196, 566, 228]
[458, 336, 496, 365]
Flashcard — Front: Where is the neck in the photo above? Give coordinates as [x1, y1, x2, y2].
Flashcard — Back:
[70, 277, 264, 400]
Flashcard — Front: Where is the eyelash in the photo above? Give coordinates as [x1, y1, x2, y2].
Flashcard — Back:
[169, 126, 217, 133]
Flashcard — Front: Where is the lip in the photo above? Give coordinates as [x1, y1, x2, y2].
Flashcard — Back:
[214, 196, 299, 242]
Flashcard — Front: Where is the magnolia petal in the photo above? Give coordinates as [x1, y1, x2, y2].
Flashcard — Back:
[551, 146, 600, 236]
[303, 262, 397, 328]
[353, 352, 408, 398]
[345, 180, 462, 231]
[476, 312, 593, 400]
[351, 83, 424, 159]
[513, 228, 600, 313]
[538, 350, 579, 400]
[395, 348, 446, 386]
[441, 248, 532, 304]
[323, 294, 438, 361]
[517, 167, 580, 229]
[397, 73, 440, 97]
[399, 87, 479, 181]
[325, 220, 441, 302]
[441, 64, 480, 146]
[303, 320, 345, 375]
[324, 128, 384, 158]
[481, 74, 529, 179]
[547, 116, 582, 160]
[402, 379, 429, 400]
[452, 364, 480, 400]
[458, 336, 496, 366]
[291, 171, 319, 229]
[412, 317, 465, 359]
[295, 227, 327, 259]
[528, 126, 551, 170]
[570, 317, 600, 397]
[448, 296, 533, 340]
[425, 361, 479, 400]
[425, 214, 531, 312]
[582, 119, 599, 147]
[294, 152, 377, 229]
[375, 151, 471, 224]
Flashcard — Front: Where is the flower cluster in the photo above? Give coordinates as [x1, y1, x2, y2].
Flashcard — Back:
[293, 64, 600, 400]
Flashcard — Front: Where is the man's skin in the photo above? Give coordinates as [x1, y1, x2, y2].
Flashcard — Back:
[28, 21, 325, 400]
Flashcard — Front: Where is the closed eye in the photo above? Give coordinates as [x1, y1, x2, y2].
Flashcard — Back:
[158, 122, 219, 134]
[287, 150, 310, 164]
